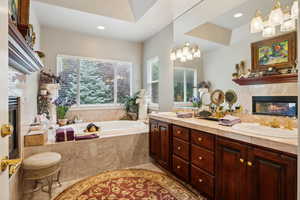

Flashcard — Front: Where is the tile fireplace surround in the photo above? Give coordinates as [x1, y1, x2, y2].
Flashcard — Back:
[237, 82, 298, 114]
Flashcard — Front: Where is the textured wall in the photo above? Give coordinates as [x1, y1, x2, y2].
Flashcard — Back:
[202, 23, 298, 112]
[40, 26, 143, 121]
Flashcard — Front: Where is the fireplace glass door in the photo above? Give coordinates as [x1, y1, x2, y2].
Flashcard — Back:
[252, 96, 297, 117]
[9, 96, 20, 159]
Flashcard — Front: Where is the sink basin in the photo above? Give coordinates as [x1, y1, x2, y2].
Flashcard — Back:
[232, 123, 298, 139]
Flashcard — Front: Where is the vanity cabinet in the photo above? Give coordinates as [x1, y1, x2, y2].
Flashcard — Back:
[149, 119, 171, 170]
[215, 138, 248, 200]
[216, 137, 297, 200]
[247, 147, 297, 200]
[149, 118, 297, 200]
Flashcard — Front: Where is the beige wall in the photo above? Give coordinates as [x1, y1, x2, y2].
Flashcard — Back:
[202, 24, 298, 112]
[143, 23, 203, 111]
[41, 26, 143, 93]
[143, 23, 175, 111]
[40, 26, 143, 121]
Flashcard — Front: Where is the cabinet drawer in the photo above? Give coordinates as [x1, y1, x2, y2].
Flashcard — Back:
[191, 130, 214, 151]
[173, 138, 189, 160]
[191, 145, 214, 174]
[191, 165, 214, 199]
[173, 155, 189, 182]
[173, 125, 189, 141]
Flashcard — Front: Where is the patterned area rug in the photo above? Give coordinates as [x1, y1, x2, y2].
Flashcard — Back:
[54, 169, 202, 200]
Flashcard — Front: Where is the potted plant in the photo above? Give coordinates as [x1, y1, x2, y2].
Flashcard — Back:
[123, 91, 140, 120]
[53, 96, 76, 126]
[191, 96, 202, 117]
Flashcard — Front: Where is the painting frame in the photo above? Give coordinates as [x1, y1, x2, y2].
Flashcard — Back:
[8, 0, 30, 37]
[251, 32, 297, 72]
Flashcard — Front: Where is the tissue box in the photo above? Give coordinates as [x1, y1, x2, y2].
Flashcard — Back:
[24, 130, 48, 147]
[56, 128, 75, 142]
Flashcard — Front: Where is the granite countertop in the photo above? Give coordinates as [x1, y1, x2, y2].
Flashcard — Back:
[150, 112, 298, 155]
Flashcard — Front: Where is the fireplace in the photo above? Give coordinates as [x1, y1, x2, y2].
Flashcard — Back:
[9, 96, 20, 159]
[252, 96, 297, 117]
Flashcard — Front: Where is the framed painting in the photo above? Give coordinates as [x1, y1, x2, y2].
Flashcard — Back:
[251, 32, 297, 72]
[8, 0, 20, 24]
[8, 0, 30, 37]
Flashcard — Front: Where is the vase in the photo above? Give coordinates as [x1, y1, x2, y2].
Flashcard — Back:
[193, 108, 200, 117]
[58, 119, 68, 126]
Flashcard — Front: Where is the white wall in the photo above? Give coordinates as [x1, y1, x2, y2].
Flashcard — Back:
[202, 24, 298, 112]
[21, 5, 41, 125]
[143, 23, 174, 111]
[40, 26, 143, 93]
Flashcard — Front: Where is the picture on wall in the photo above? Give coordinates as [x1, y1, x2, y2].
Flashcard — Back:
[251, 32, 297, 72]
[9, 0, 19, 24]
[258, 40, 289, 65]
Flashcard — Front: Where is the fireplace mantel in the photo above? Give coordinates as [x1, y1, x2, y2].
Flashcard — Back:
[8, 20, 44, 74]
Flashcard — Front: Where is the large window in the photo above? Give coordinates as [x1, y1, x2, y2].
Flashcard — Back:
[174, 67, 197, 103]
[57, 55, 132, 106]
[147, 57, 159, 105]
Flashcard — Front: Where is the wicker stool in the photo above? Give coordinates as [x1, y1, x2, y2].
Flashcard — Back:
[23, 152, 62, 198]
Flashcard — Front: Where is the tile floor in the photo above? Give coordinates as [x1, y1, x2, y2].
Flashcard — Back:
[22, 163, 164, 200]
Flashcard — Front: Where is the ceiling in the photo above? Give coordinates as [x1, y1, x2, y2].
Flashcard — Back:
[211, 0, 295, 30]
[32, 0, 294, 50]
[32, 0, 205, 42]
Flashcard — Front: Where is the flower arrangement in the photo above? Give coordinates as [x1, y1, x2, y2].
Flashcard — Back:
[191, 96, 202, 108]
[53, 96, 76, 125]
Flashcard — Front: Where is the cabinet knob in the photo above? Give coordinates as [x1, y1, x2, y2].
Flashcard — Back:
[198, 156, 203, 160]
[198, 179, 203, 183]
[177, 146, 181, 150]
[198, 137, 202, 142]
[177, 131, 181, 134]
[247, 161, 253, 166]
[177, 165, 181, 169]
[240, 158, 244, 163]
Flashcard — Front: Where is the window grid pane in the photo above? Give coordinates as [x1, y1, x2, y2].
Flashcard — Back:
[58, 56, 132, 106]
[174, 69, 184, 102]
[186, 70, 195, 102]
[174, 68, 196, 103]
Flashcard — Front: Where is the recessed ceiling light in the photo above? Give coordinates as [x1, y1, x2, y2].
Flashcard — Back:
[97, 25, 105, 30]
[234, 13, 243, 18]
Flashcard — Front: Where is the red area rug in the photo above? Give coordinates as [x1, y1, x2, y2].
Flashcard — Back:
[54, 169, 202, 200]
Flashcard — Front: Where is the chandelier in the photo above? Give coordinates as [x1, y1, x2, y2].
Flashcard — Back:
[250, 0, 298, 37]
[170, 42, 201, 62]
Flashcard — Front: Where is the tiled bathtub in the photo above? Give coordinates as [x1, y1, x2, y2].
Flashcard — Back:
[24, 121, 150, 182]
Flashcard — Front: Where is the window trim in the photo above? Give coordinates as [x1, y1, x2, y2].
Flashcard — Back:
[174, 67, 197, 104]
[57, 54, 133, 108]
[147, 57, 159, 107]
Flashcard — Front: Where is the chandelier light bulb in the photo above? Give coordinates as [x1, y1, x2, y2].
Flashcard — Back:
[291, 0, 299, 19]
[269, 0, 284, 26]
[281, 18, 296, 32]
[187, 53, 193, 60]
[176, 49, 182, 58]
[263, 23, 276, 37]
[180, 56, 187, 62]
[250, 10, 264, 33]
[170, 51, 176, 61]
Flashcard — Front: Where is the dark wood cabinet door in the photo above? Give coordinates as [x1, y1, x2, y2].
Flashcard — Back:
[247, 147, 297, 200]
[149, 120, 160, 159]
[215, 137, 248, 200]
[158, 122, 170, 169]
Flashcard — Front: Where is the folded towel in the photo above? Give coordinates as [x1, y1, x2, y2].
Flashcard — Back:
[56, 128, 75, 142]
[219, 115, 241, 126]
[75, 134, 99, 141]
[176, 112, 193, 118]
